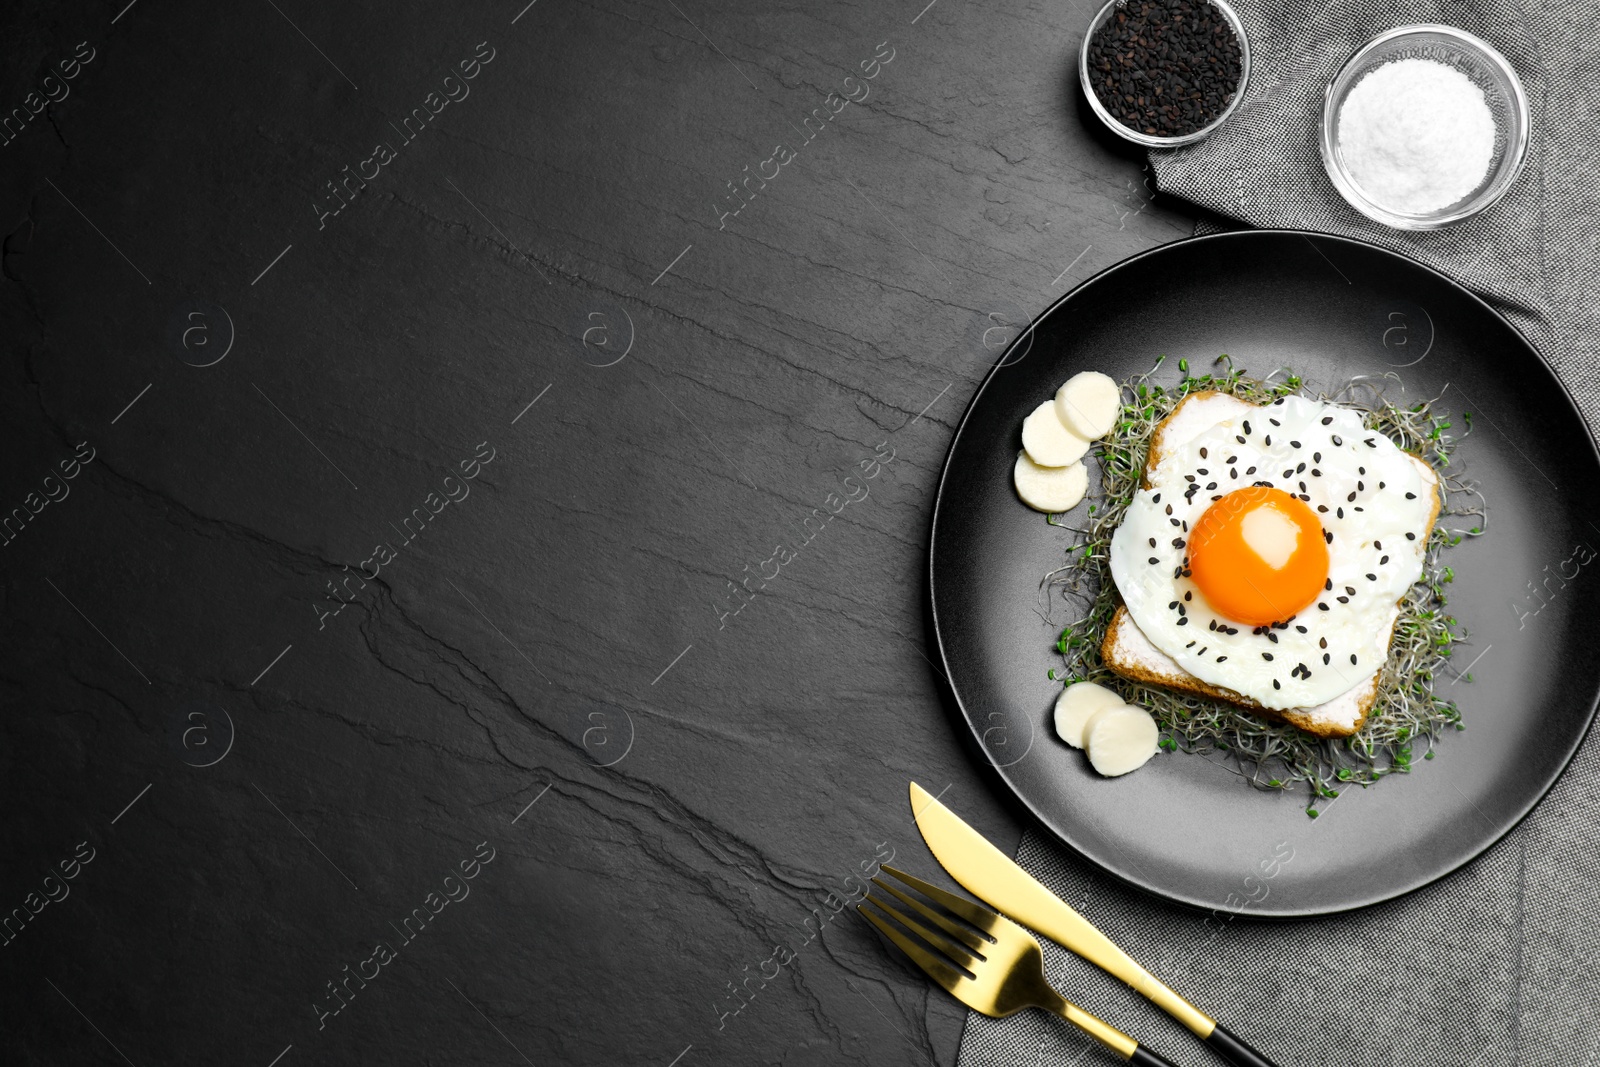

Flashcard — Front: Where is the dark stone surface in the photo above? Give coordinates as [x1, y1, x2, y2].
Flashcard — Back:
[0, 1, 1195, 1063]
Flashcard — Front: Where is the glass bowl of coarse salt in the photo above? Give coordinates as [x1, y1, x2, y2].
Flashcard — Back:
[1320, 24, 1529, 230]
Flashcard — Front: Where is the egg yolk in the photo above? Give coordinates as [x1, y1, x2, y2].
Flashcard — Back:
[1188, 487, 1329, 626]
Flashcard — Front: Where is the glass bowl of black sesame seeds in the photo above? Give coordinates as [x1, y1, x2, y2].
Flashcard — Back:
[1080, 0, 1250, 147]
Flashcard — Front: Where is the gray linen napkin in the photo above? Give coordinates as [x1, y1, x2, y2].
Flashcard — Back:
[958, 4, 1600, 1064]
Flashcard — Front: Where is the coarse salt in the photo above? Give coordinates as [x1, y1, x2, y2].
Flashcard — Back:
[1337, 56, 1496, 215]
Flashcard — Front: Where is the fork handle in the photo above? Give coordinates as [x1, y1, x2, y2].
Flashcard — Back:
[1059, 1003, 1182, 1067]
[1203, 1022, 1279, 1067]
[1130, 1047, 1182, 1067]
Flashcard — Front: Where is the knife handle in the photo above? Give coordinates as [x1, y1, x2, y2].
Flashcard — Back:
[1203, 1022, 1279, 1067]
[1130, 1046, 1183, 1067]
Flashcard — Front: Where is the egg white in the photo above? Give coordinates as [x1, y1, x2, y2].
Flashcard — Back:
[1109, 394, 1436, 710]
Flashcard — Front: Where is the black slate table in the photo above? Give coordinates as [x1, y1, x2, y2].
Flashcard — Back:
[0, 1, 1203, 1063]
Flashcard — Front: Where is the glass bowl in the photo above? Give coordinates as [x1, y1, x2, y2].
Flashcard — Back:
[1079, 0, 1251, 148]
[1320, 24, 1529, 230]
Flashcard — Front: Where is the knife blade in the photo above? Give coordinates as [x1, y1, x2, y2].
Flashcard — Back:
[910, 782, 1279, 1067]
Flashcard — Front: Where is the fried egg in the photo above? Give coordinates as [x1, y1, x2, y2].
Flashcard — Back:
[1109, 393, 1437, 710]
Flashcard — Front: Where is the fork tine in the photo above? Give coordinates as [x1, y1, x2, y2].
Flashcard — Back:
[857, 901, 972, 996]
[861, 891, 984, 970]
[880, 865, 1003, 933]
[871, 878, 991, 953]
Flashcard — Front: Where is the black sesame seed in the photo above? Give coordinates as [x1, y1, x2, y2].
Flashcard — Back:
[1273, 679, 1281, 690]
[1264, 434, 1272, 446]
[1406, 532, 1416, 540]
[1374, 540, 1382, 549]
[1282, 468, 1294, 479]
[1217, 655, 1227, 662]
[1186, 640, 1197, 648]
[1246, 466, 1257, 475]
[1317, 504, 1328, 513]
[1226, 456, 1237, 464]
[1336, 507, 1344, 519]
[1379, 481, 1385, 489]
[1184, 591, 1193, 601]
[1366, 438, 1377, 447]
[1170, 601, 1180, 610]
[1321, 416, 1333, 425]
[1153, 492, 1162, 503]
[1324, 578, 1332, 590]
[1345, 586, 1356, 595]
[1347, 491, 1358, 502]
[1405, 492, 1417, 500]
[1262, 652, 1274, 661]
[1197, 468, 1209, 476]
[1230, 467, 1238, 479]
[1336, 595, 1349, 603]
[1296, 625, 1308, 633]
[1165, 504, 1173, 515]
[1331, 434, 1342, 445]
[1359, 467, 1366, 475]
[1266, 631, 1278, 644]
[1366, 573, 1377, 581]
[1313, 452, 1322, 462]
[1297, 462, 1306, 474]
[1357, 480, 1365, 492]
[1185, 474, 1196, 483]
[1380, 555, 1389, 565]
[1150, 556, 1160, 565]
[1208, 619, 1217, 630]
[1324, 530, 1333, 544]
[1211, 494, 1222, 501]
[1323, 653, 1330, 665]
[1173, 538, 1186, 548]
[1199, 447, 1208, 459]
[1170, 518, 1181, 527]
[1270, 418, 1281, 427]
[1351, 654, 1358, 665]
[1311, 469, 1321, 477]
[1205, 481, 1217, 490]
[1319, 636, 1327, 648]
[1236, 435, 1246, 444]
[1177, 617, 1189, 626]
[1243, 420, 1252, 434]
[1197, 645, 1206, 655]
[1149, 537, 1157, 547]
[1291, 440, 1302, 448]
[1298, 481, 1307, 492]
[1319, 602, 1330, 611]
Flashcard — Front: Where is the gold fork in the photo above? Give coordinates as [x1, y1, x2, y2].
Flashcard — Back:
[860, 865, 1182, 1067]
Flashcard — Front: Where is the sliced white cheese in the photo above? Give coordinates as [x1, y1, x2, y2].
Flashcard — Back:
[1013, 452, 1087, 513]
[1084, 704, 1161, 777]
[1022, 400, 1090, 467]
[1054, 371, 1120, 440]
[1053, 682, 1127, 748]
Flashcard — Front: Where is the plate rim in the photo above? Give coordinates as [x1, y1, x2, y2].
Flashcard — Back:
[926, 227, 1600, 918]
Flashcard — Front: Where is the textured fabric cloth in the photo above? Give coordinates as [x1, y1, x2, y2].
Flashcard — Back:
[958, 4, 1600, 1064]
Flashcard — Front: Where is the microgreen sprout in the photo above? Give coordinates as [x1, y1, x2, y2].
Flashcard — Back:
[1044, 359, 1484, 810]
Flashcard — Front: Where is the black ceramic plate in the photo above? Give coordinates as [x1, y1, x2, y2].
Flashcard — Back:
[929, 230, 1600, 917]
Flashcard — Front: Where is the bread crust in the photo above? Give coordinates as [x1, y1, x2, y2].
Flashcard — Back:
[1101, 391, 1443, 738]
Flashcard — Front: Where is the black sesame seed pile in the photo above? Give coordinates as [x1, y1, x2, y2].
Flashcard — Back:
[1085, 0, 1244, 138]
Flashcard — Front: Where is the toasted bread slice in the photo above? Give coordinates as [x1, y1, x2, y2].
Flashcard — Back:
[1101, 391, 1443, 738]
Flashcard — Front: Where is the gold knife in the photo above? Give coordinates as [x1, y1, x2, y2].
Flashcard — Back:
[911, 782, 1278, 1067]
